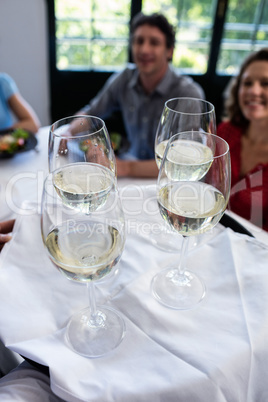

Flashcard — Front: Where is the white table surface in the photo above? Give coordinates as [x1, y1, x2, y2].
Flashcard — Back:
[1, 126, 268, 402]
[0, 126, 49, 221]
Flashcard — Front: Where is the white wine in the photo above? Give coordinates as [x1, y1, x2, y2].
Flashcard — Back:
[155, 140, 168, 169]
[45, 221, 124, 282]
[155, 139, 213, 180]
[158, 181, 226, 236]
[53, 163, 114, 213]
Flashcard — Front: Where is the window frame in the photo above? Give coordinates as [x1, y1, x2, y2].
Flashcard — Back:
[45, 0, 261, 124]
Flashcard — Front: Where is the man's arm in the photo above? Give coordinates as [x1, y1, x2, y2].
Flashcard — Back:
[9, 94, 40, 134]
[116, 158, 158, 178]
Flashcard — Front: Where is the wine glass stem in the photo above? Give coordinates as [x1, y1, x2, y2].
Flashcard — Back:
[87, 281, 104, 327]
[177, 235, 189, 276]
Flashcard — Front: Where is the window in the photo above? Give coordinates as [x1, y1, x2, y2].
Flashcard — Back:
[217, 0, 268, 74]
[47, 0, 268, 123]
[55, 0, 131, 71]
[53, 0, 268, 75]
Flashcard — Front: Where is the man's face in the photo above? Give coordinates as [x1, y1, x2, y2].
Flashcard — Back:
[131, 24, 173, 77]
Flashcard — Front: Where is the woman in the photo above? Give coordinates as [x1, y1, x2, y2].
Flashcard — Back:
[0, 73, 40, 133]
[218, 48, 268, 231]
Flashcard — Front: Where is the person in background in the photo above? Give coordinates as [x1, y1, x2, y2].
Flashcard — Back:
[0, 73, 40, 133]
[217, 48, 268, 232]
[0, 218, 18, 389]
[76, 12, 205, 178]
[0, 220, 15, 252]
[0, 360, 64, 401]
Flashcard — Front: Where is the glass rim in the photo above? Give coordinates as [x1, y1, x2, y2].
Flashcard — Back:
[164, 97, 215, 115]
[42, 172, 58, 200]
[49, 115, 106, 139]
[168, 131, 229, 159]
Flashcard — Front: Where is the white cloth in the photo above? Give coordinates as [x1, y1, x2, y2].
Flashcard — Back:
[0, 126, 49, 221]
[0, 126, 49, 374]
[0, 184, 268, 401]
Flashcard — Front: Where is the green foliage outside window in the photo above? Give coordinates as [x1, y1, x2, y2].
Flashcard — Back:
[54, 0, 268, 75]
[217, 0, 268, 73]
[55, 0, 130, 70]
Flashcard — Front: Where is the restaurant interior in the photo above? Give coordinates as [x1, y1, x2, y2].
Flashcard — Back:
[0, 0, 268, 401]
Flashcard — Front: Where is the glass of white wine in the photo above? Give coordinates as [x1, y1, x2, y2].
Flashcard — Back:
[48, 115, 116, 215]
[41, 173, 126, 358]
[152, 131, 231, 310]
[153, 97, 217, 252]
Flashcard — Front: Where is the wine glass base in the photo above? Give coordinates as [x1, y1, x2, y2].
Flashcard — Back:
[65, 305, 125, 358]
[151, 268, 206, 310]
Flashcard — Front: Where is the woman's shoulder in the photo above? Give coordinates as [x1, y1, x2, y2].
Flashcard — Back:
[0, 73, 18, 98]
[0, 73, 14, 85]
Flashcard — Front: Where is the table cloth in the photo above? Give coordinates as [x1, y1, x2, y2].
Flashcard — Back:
[0, 126, 49, 221]
[0, 183, 268, 401]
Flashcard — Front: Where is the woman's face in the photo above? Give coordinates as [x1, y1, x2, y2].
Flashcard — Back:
[238, 60, 268, 123]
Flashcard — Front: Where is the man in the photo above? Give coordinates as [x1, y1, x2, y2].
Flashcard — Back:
[77, 13, 205, 177]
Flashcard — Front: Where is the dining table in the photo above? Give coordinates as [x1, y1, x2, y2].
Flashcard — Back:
[0, 126, 268, 402]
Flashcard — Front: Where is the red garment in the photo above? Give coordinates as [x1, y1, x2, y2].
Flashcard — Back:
[217, 121, 268, 232]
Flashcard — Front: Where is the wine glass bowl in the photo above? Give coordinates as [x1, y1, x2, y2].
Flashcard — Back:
[163, 131, 214, 182]
[49, 116, 116, 215]
[49, 115, 116, 174]
[155, 97, 216, 169]
[41, 172, 126, 357]
[152, 131, 231, 309]
[52, 162, 114, 214]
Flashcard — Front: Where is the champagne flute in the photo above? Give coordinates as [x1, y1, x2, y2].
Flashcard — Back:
[48, 115, 116, 214]
[151, 131, 231, 309]
[153, 97, 217, 252]
[41, 173, 126, 357]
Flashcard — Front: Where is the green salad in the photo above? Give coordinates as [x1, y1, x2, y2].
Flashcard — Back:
[0, 129, 29, 154]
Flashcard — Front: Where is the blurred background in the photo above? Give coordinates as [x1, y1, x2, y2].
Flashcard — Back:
[0, 0, 267, 127]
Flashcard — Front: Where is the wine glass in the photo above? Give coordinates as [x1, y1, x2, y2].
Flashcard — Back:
[49, 115, 116, 172]
[48, 115, 116, 213]
[41, 173, 126, 358]
[153, 97, 217, 252]
[48, 115, 123, 282]
[151, 131, 231, 310]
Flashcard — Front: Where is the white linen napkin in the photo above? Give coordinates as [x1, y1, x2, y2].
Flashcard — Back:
[0, 193, 268, 402]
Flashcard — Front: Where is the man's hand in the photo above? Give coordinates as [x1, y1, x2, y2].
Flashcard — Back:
[0, 219, 15, 252]
[116, 158, 131, 177]
[116, 158, 158, 178]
